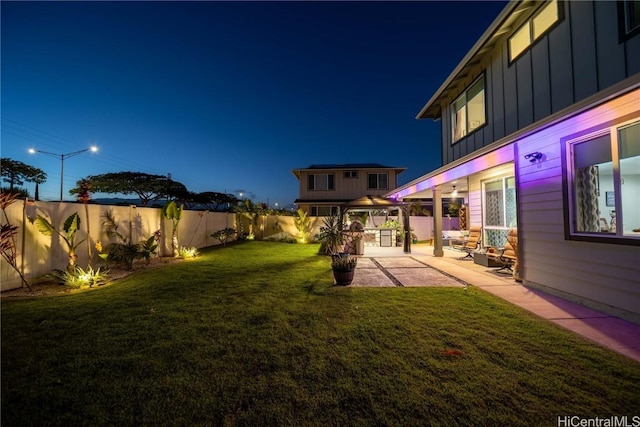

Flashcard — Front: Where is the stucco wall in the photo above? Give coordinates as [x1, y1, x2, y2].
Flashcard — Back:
[1, 200, 236, 291]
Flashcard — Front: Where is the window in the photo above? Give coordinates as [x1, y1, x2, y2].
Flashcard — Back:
[308, 173, 334, 190]
[509, 0, 561, 62]
[451, 75, 486, 143]
[567, 120, 640, 242]
[310, 206, 339, 217]
[344, 170, 358, 178]
[482, 176, 517, 247]
[368, 173, 388, 190]
[622, 0, 640, 36]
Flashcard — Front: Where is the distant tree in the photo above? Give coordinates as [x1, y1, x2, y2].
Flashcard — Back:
[0, 158, 47, 193]
[190, 191, 238, 211]
[82, 172, 188, 207]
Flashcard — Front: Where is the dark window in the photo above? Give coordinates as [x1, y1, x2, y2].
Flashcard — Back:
[368, 173, 388, 190]
[310, 206, 338, 216]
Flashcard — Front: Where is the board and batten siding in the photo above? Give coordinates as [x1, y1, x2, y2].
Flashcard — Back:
[516, 88, 640, 318]
[440, 0, 640, 166]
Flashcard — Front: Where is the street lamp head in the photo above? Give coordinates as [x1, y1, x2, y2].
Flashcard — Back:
[28, 148, 36, 154]
[90, 146, 98, 153]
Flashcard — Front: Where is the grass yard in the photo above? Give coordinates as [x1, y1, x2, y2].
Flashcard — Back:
[2, 241, 639, 426]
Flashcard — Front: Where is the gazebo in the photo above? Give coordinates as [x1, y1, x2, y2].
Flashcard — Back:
[340, 195, 412, 254]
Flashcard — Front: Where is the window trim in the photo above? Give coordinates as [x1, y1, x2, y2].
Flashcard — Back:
[450, 74, 487, 144]
[508, 0, 564, 63]
[367, 172, 389, 190]
[561, 117, 640, 246]
[481, 175, 517, 247]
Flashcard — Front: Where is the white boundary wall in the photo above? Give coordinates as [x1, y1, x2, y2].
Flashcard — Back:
[2, 201, 443, 292]
[1, 200, 236, 291]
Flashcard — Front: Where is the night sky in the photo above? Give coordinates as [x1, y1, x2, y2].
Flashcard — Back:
[1, 1, 507, 207]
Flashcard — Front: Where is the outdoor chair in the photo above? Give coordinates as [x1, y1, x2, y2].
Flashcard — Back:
[487, 228, 518, 273]
[451, 225, 482, 259]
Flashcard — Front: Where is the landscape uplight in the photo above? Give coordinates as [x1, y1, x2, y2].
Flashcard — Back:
[29, 146, 99, 202]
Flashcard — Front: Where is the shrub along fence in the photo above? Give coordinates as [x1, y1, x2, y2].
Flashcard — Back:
[1, 199, 450, 292]
[1, 200, 237, 291]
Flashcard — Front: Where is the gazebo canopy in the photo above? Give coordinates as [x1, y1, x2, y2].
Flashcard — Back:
[340, 195, 401, 208]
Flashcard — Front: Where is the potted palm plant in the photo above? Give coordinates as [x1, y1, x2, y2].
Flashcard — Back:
[317, 214, 345, 255]
[331, 255, 357, 286]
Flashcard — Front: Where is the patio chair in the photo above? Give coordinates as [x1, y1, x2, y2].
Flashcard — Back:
[451, 225, 482, 259]
[488, 229, 518, 273]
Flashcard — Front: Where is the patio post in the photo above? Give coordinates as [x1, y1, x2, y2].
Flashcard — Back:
[432, 186, 444, 257]
[402, 203, 411, 254]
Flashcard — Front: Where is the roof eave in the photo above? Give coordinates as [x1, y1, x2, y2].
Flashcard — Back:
[416, 0, 522, 120]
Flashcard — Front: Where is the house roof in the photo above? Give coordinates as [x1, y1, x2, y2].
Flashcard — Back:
[292, 163, 406, 179]
[417, 0, 538, 119]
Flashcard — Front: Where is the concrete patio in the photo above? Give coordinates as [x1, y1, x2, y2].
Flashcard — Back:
[350, 244, 640, 363]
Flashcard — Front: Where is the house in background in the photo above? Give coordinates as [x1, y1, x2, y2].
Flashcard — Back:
[387, 0, 640, 322]
[292, 163, 405, 216]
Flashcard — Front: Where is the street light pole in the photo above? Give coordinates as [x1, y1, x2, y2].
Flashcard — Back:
[29, 146, 98, 202]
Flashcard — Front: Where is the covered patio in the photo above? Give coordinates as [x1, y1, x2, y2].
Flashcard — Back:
[340, 194, 414, 254]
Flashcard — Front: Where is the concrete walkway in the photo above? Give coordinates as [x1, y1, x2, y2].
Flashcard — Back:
[351, 245, 640, 363]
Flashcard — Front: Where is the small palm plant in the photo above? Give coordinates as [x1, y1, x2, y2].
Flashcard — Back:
[317, 213, 344, 254]
[35, 212, 84, 272]
[294, 208, 312, 244]
[162, 201, 183, 256]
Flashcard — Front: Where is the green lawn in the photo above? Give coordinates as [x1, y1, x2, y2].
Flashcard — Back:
[2, 241, 639, 426]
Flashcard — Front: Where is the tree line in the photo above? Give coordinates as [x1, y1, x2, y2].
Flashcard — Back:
[1, 158, 240, 211]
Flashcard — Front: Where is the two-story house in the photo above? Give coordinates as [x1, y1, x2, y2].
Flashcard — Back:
[387, 0, 640, 322]
[293, 163, 405, 216]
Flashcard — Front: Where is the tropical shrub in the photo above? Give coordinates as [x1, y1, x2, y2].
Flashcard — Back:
[56, 266, 109, 289]
[178, 246, 199, 259]
[316, 214, 344, 254]
[162, 201, 183, 256]
[294, 208, 312, 244]
[211, 227, 236, 245]
[34, 212, 85, 272]
[0, 191, 31, 289]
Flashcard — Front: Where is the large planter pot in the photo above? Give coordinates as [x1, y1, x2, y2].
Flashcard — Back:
[333, 268, 355, 286]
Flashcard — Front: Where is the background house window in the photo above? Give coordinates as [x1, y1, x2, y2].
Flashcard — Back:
[368, 173, 388, 190]
[509, 0, 560, 62]
[308, 173, 334, 190]
[482, 176, 517, 247]
[344, 170, 358, 178]
[568, 121, 640, 240]
[310, 206, 339, 217]
[451, 75, 486, 143]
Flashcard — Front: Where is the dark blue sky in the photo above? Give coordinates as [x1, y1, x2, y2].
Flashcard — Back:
[2, 1, 507, 206]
